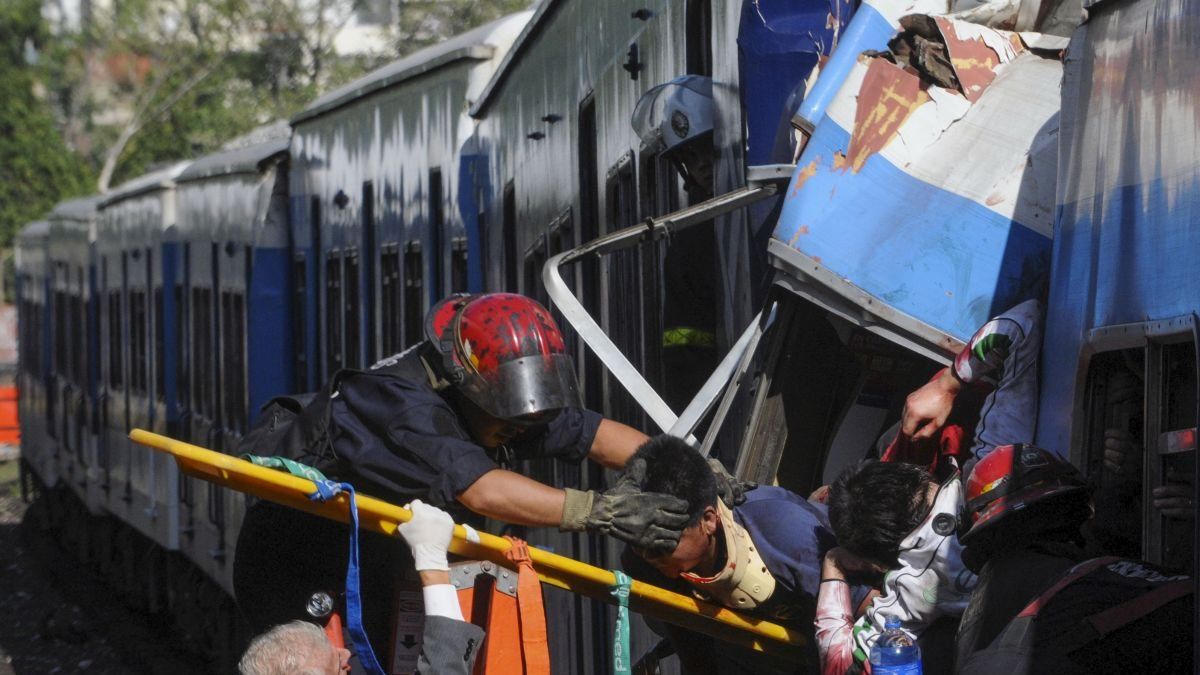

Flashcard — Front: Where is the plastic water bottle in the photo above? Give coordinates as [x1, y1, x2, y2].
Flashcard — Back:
[869, 618, 922, 674]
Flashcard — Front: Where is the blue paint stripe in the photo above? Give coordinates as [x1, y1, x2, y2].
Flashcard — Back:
[247, 246, 294, 416]
[795, 2, 894, 130]
[773, 120, 1051, 341]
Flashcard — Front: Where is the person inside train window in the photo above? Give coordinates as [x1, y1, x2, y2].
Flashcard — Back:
[816, 458, 974, 675]
[622, 435, 872, 674]
[239, 500, 484, 675]
[632, 75, 721, 410]
[954, 444, 1194, 675]
[233, 293, 694, 644]
[633, 74, 716, 198]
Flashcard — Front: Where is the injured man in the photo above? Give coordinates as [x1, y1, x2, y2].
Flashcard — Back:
[622, 435, 872, 674]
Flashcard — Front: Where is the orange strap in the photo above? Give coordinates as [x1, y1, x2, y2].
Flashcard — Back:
[505, 536, 551, 674]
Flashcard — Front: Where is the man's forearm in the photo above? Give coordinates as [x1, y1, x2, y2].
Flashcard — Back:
[816, 579, 860, 675]
[457, 469, 567, 526]
[587, 419, 649, 469]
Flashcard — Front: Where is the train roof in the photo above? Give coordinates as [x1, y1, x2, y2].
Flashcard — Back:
[176, 137, 290, 183]
[50, 195, 101, 223]
[293, 13, 528, 125]
[17, 220, 50, 241]
[468, 0, 562, 119]
[98, 161, 191, 208]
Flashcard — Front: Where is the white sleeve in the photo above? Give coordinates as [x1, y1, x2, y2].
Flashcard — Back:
[422, 583, 465, 621]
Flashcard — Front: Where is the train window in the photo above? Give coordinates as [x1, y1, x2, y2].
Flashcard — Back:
[430, 169, 445, 299]
[292, 253, 308, 392]
[380, 244, 402, 357]
[154, 287, 164, 401]
[345, 249, 361, 370]
[362, 182, 377, 363]
[577, 95, 603, 408]
[403, 241, 424, 347]
[502, 181, 518, 292]
[523, 236, 549, 306]
[1153, 340, 1195, 572]
[686, 0, 714, 77]
[54, 285, 66, 378]
[191, 287, 212, 418]
[604, 155, 646, 425]
[325, 250, 343, 377]
[1083, 335, 1198, 572]
[177, 244, 190, 420]
[221, 291, 247, 433]
[76, 268, 87, 389]
[450, 237, 468, 294]
[108, 288, 123, 389]
[131, 289, 148, 395]
[174, 283, 187, 416]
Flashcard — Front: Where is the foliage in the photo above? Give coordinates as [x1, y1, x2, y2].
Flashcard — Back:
[2, 0, 534, 232]
[394, 0, 532, 57]
[0, 0, 92, 248]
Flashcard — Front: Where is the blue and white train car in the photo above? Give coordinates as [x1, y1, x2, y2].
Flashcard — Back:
[173, 137, 292, 596]
[287, 12, 529, 393]
[1036, 0, 1199, 577]
[46, 196, 101, 512]
[95, 163, 189, 557]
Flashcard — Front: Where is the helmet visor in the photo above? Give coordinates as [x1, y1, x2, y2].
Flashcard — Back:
[459, 352, 583, 420]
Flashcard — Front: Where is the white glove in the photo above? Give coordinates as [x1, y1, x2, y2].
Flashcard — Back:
[398, 500, 454, 572]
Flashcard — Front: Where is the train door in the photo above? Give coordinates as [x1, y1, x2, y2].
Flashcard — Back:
[187, 241, 225, 562]
[98, 253, 117, 495]
[216, 240, 249, 565]
[66, 262, 89, 493]
[128, 243, 154, 511]
[1079, 322, 1197, 573]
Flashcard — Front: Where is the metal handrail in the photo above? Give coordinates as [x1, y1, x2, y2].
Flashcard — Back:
[542, 182, 779, 434]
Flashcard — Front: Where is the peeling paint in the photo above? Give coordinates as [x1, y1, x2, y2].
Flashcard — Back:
[833, 150, 850, 171]
[790, 158, 820, 197]
[845, 59, 930, 172]
[934, 17, 1024, 103]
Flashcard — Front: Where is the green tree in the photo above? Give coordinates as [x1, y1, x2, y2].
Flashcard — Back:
[394, 0, 532, 57]
[0, 0, 91, 247]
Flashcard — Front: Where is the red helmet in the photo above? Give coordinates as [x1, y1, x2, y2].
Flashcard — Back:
[961, 444, 1089, 543]
[425, 293, 582, 420]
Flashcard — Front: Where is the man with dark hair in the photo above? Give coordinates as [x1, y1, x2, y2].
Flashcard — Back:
[817, 459, 973, 674]
[826, 461, 935, 568]
[626, 435, 870, 673]
[955, 444, 1193, 674]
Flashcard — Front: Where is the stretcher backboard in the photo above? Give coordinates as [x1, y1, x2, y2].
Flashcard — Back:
[129, 429, 808, 657]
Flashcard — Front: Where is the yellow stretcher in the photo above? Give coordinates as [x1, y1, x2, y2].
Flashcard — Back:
[129, 429, 808, 657]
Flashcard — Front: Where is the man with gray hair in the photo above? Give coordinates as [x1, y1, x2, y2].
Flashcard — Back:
[240, 500, 484, 675]
[239, 620, 351, 675]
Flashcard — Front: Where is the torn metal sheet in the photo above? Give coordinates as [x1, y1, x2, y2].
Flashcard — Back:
[771, 18, 1061, 349]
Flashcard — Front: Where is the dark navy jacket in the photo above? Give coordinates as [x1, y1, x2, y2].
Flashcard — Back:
[731, 486, 871, 624]
[310, 346, 603, 507]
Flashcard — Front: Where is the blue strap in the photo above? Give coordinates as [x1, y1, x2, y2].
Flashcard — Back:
[610, 570, 633, 675]
[308, 481, 386, 675]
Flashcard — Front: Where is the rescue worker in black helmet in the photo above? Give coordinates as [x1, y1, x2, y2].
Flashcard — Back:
[633, 76, 721, 410]
[234, 293, 715, 644]
[955, 443, 1194, 674]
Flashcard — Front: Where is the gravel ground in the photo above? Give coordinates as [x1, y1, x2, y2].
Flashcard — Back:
[0, 462, 207, 674]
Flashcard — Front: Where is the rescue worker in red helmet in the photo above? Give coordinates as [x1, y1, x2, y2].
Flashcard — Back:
[955, 443, 1193, 674]
[234, 293, 695, 645]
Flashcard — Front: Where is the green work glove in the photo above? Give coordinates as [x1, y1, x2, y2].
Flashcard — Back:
[709, 457, 757, 507]
[560, 458, 690, 554]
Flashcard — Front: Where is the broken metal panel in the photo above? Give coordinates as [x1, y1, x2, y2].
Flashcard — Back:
[772, 19, 1060, 355]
